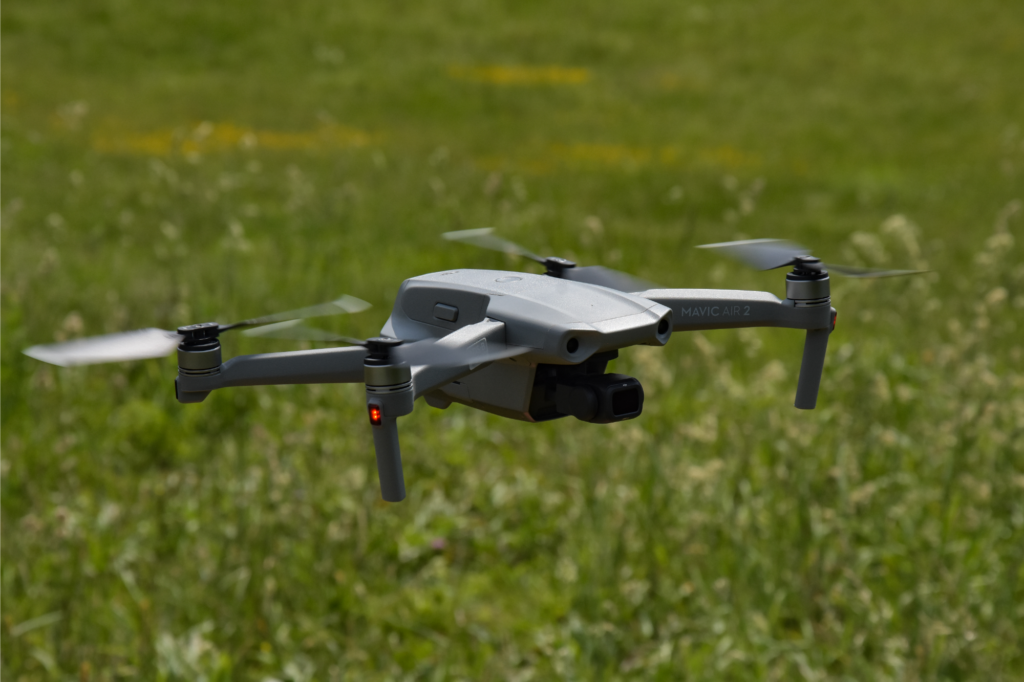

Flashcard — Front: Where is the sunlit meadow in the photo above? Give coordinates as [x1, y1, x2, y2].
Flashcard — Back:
[2, 0, 1023, 680]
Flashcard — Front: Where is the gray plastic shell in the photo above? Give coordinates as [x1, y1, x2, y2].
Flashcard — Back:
[385, 270, 672, 366]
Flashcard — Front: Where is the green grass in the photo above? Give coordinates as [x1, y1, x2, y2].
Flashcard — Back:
[2, 0, 1023, 679]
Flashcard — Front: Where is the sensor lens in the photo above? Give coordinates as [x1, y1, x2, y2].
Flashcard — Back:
[611, 388, 641, 416]
[566, 338, 579, 353]
[657, 319, 669, 334]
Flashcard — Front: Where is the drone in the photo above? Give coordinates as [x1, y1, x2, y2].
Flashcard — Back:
[25, 232, 923, 502]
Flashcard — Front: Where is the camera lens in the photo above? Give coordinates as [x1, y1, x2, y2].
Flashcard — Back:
[612, 387, 641, 416]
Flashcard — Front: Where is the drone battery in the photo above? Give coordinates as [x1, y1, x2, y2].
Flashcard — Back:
[554, 373, 644, 424]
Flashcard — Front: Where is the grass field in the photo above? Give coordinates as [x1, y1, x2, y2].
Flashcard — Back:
[2, 0, 1023, 679]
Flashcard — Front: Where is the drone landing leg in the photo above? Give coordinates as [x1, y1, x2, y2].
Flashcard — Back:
[364, 347, 415, 503]
[795, 328, 830, 410]
[372, 417, 406, 502]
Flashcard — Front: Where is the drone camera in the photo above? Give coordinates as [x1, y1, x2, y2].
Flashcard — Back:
[528, 351, 644, 423]
[554, 373, 644, 424]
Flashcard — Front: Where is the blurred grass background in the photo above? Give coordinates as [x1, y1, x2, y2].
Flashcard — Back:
[2, 0, 1023, 679]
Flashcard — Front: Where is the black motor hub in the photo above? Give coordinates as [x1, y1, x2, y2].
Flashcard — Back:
[788, 256, 828, 279]
[364, 337, 404, 366]
[177, 322, 221, 351]
[543, 256, 577, 278]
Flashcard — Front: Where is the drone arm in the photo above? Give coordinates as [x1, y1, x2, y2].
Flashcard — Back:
[176, 346, 368, 400]
[637, 289, 832, 331]
[411, 319, 523, 398]
[639, 289, 835, 409]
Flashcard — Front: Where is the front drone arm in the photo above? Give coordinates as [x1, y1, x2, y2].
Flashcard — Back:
[411, 319, 523, 398]
[363, 319, 520, 503]
[638, 288, 836, 409]
[176, 346, 368, 402]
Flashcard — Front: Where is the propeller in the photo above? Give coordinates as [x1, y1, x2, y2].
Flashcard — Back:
[697, 238, 926, 278]
[242, 319, 365, 344]
[444, 227, 656, 293]
[442, 227, 546, 264]
[23, 295, 371, 367]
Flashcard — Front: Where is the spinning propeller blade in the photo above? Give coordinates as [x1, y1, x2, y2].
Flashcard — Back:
[698, 238, 927, 278]
[242, 320, 364, 344]
[442, 227, 545, 264]
[24, 328, 184, 367]
[444, 228, 656, 292]
[821, 264, 927, 279]
[563, 265, 655, 293]
[24, 295, 371, 367]
[698, 239, 808, 271]
[218, 295, 371, 331]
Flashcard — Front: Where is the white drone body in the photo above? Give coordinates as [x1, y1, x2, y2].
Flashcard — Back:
[27, 234, 923, 503]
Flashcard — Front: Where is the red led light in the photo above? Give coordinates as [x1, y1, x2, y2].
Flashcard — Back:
[368, 405, 382, 426]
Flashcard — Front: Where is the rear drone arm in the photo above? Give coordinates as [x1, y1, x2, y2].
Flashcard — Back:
[638, 288, 836, 410]
[175, 346, 369, 403]
[638, 288, 832, 331]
